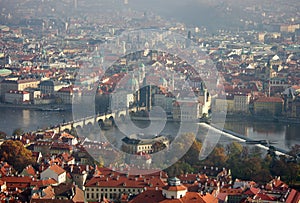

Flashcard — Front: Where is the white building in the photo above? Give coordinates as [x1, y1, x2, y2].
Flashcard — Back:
[233, 93, 251, 113]
[153, 93, 175, 114]
[39, 80, 69, 95]
[173, 99, 201, 121]
[121, 134, 169, 154]
[110, 90, 134, 110]
[5, 90, 30, 104]
[40, 164, 66, 184]
[56, 86, 81, 104]
[162, 177, 187, 199]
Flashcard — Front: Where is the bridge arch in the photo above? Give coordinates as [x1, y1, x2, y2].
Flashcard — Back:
[98, 119, 104, 128]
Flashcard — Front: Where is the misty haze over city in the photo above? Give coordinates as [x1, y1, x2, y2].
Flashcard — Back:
[0, 0, 300, 202]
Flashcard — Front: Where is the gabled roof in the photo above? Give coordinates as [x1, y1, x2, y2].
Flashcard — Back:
[253, 193, 277, 201]
[286, 189, 300, 203]
[30, 199, 74, 203]
[22, 165, 36, 177]
[31, 178, 57, 187]
[53, 182, 74, 196]
[46, 164, 66, 175]
[128, 189, 217, 203]
[85, 174, 165, 189]
[244, 187, 260, 195]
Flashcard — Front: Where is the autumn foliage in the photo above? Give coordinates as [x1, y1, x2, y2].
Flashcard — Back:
[0, 140, 35, 172]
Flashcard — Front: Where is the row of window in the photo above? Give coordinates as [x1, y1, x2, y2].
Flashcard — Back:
[86, 187, 138, 193]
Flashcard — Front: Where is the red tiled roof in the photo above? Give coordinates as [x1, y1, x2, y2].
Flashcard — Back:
[255, 97, 283, 103]
[31, 178, 57, 187]
[30, 199, 74, 203]
[48, 164, 66, 175]
[217, 192, 228, 201]
[128, 189, 216, 203]
[0, 176, 32, 190]
[22, 165, 36, 176]
[162, 185, 187, 191]
[286, 189, 300, 203]
[220, 188, 243, 195]
[253, 193, 277, 201]
[244, 187, 260, 195]
[85, 175, 165, 189]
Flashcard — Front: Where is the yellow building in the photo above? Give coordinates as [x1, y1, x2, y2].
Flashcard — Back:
[254, 97, 283, 116]
[84, 168, 166, 201]
[214, 95, 234, 113]
[0, 79, 39, 101]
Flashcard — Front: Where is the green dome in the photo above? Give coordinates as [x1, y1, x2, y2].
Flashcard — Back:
[0, 69, 12, 77]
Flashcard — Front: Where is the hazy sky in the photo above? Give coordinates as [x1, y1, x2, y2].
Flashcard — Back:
[0, 0, 299, 32]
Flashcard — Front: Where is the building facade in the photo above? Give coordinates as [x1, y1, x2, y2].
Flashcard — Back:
[254, 97, 283, 116]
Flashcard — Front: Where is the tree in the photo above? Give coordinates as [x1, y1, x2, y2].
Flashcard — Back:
[200, 145, 228, 167]
[288, 144, 300, 161]
[227, 142, 243, 157]
[0, 131, 7, 139]
[12, 128, 24, 137]
[0, 140, 35, 172]
[69, 127, 78, 138]
[267, 145, 277, 161]
[182, 139, 202, 165]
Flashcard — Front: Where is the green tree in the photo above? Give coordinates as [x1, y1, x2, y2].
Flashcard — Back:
[182, 139, 202, 165]
[249, 146, 263, 158]
[226, 142, 243, 158]
[0, 140, 35, 172]
[226, 142, 244, 179]
[12, 128, 24, 137]
[288, 144, 300, 160]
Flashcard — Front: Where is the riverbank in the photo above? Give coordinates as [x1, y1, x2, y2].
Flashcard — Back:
[224, 113, 300, 124]
[0, 103, 72, 111]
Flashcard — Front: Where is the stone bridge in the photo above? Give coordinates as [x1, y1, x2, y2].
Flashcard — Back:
[50, 109, 128, 133]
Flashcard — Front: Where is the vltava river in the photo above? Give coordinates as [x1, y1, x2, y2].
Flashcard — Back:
[0, 107, 299, 151]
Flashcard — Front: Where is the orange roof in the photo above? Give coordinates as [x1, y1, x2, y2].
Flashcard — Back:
[85, 175, 165, 189]
[48, 164, 66, 175]
[286, 189, 300, 203]
[22, 165, 36, 176]
[128, 189, 216, 203]
[31, 178, 57, 187]
[162, 185, 187, 191]
[60, 132, 75, 139]
[255, 97, 283, 103]
[201, 193, 218, 203]
[220, 188, 243, 195]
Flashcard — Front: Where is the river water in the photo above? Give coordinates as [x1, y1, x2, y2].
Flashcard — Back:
[0, 107, 299, 152]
